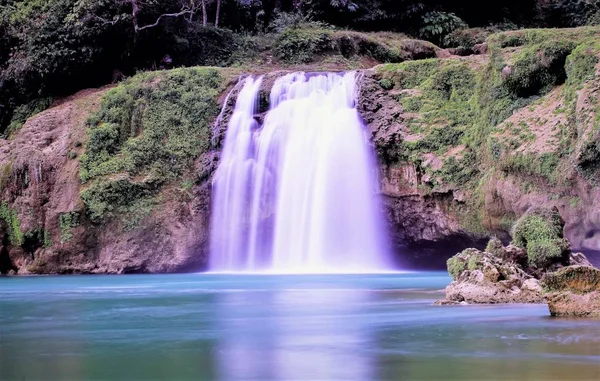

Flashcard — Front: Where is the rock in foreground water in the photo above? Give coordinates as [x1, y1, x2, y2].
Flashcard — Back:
[438, 208, 600, 317]
[542, 266, 600, 317]
[440, 245, 544, 304]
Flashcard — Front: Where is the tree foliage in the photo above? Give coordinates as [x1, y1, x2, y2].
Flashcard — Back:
[0, 0, 597, 136]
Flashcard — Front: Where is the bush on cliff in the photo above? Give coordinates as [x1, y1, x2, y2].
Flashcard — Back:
[80, 67, 228, 224]
[0, 202, 23, 246]
[501, 40, 577, 98]
[275, 26, 439, 65]
[511, 208, 570, 268]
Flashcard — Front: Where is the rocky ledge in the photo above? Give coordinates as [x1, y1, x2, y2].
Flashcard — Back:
[542, 266, 600, 317]
[437, 208, 600, 317]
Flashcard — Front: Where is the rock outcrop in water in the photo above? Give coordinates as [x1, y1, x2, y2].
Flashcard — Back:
[439, 244, 545, 304]
[542, 266, 600, 317]
[439, 208, 600, 317]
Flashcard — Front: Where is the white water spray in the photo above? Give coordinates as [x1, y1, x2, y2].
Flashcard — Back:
[210, 72, 390, 273]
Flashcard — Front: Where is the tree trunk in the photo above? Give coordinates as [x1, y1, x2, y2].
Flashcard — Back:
[215, 0, 221, 28]
[202, 0, 207, 26]
[130, 0, 140, 33]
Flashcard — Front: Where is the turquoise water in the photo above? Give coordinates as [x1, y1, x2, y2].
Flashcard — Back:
[1, 272, 599, 380]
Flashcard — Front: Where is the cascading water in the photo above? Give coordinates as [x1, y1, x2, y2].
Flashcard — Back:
[210, 72, 390, 273]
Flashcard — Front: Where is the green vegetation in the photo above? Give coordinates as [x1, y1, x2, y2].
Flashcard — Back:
[467, 252, 484, 271]
[79, 67, 228, 225]
[377, 58, 479, 191]
[22, 229, 53, 250]
[447, 255, 465, 281]
[447, 248, 484, 280]
[274, 27, 438, 64]
[512, 209, 570, 268]
[565, 41, 600, 88]
[59, 212, 80, 243]
[120, 197, 157, 231]
[2, 0, 595, 136]
[4, 98, 53, 138]
[375, 26, 600, 235]
[498, 153, 561, 183]
[444, 27, 498, 48]
[81, 178, 156, 224]
[563, 41, 600, 180]
[485, 237, 504, 257]
[502, 40, 576, 97]
[44, 229, 53, 248]
[418, 11, 466, 46]
[0, 202, 23, 246]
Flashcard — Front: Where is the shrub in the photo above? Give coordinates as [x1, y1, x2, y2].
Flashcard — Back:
[0, 202, 23, 246]
[447, 255, 466, 281]
[542, 0, 600, 27]
[499, 153, 560, 183]
[81, 67, 223, 183]
[378, 78, 394, 90]
[502, 40, 577, 97]
[511, 208, 570, 268]
[168, 25, 238, 67]
[275, 27, 333, 63]
[565, 41, 600, 88]
[527, 238, 570, 268]
[418, 11, 467, 46]
[81, 178, 155, 223]
[274, 27, 438, 65]
[444, 27, 491, 48]
[485, 237, 504, 257]
[59, 212, 80, 243]
[447, 248, 482, 280]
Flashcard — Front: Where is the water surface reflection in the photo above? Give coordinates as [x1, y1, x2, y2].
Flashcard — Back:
[1, 273, 599, 380]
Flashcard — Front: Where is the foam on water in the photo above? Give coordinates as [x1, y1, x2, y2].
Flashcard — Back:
[209, 72, 390, 273]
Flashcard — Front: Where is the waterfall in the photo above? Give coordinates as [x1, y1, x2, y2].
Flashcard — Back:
[209, 72, 390, 273]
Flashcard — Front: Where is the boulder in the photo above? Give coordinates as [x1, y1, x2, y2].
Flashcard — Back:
[441, 245, 544, 304]
[511, 207, 571, 270]
[473, 42, 488, 55]
[544, 291, 600, 317]
[438, 214, 599, 310]
[543, 265, 600, 317]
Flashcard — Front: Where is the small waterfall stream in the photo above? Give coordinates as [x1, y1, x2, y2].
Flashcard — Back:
[210, 72, 390, 273]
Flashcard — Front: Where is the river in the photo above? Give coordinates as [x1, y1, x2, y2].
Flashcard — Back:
[1, 273, 599, 380]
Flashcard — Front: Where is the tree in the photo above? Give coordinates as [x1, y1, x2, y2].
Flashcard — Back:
[122, 0, 196, 33]
[215, 0, 221, 27]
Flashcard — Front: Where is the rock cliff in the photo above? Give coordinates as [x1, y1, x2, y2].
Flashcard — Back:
[3, 27, 600, 274]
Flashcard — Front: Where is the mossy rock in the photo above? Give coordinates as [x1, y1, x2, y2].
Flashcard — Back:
[511, 208, 570, 268]
[542, 266, 600, 293]
[275, 27, 439, 65]
[447, 248, 484, 280]
[501, 40, 577, 98]
[485, 237, 504, 257]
